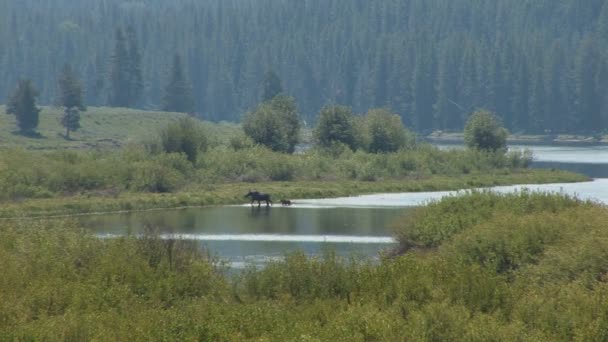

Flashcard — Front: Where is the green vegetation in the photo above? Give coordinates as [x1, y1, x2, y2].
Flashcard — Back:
[57, 63, 86, 139]
[6, 79, 41, 135]
[0, 106, 240, 149]
[2, 1, 608, 133]
[242, 95, 300, 153]
[152, 117, 208, 163]
[313, 105, 358, 150]
[464, 110, 508, 151]
[2, 192, 607, 340]
[162, 54, 195, 114]
[0, 140, 587, 218]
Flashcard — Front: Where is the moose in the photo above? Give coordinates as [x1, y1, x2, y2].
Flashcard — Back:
[245, 190, 273, 207]
[280, 199, 293, 206]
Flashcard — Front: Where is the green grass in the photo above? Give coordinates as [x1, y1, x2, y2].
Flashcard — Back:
[0, 170, 587, 219]
[0, 105, 240, 149]
[2, 192, 608, 340]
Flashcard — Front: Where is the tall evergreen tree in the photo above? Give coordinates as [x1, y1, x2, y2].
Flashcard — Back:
[58, 63, 86, 139]
[162, 54, 195, 113]
[108, 28, 130, 107]
[261, 70, 283, 102]
[575, 36, 601, 132]
[126, 26, 143, 107]
[6, 79, 41, 135]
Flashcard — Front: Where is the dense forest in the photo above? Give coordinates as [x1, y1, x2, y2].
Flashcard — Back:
[1, 0, 607, 133]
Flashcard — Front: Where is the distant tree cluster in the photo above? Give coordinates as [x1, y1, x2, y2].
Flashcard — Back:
[313, 106, 414, 153]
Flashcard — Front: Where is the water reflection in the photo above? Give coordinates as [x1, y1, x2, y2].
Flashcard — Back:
[80, 144, 608, 267]
[80, 206, 405, 267]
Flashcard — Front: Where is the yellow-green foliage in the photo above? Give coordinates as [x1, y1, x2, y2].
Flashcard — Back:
[2, 192, 608, 340]
[0, 143, 546, 202]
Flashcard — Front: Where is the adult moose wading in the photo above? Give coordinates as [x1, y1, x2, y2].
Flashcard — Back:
[245, 191, 273, 207]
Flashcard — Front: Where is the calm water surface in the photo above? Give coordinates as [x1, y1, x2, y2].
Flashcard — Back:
[81, 206, 406, 268]
[80, 144, 608, 267]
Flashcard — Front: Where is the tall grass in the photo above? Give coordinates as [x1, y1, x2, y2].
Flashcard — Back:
[0, 143, 551, 202]
[2, 193, 608, 340]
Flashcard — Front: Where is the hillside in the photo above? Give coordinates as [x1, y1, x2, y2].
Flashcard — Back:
[0, 106, 239, 149]
[1, 0, 607, 133]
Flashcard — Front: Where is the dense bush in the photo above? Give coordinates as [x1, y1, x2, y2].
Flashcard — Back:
[242, 95, 300, 153]
[0, 143, 544, 201]
[313, 105, 359, 150]
[363, 108, 415, 153]
[153, 117, 208, 163]
[2, 193, 608, 340]
[464, 110, 508, 151]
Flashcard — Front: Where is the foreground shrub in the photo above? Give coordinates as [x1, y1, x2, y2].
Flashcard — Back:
[395, 190, 590, 250]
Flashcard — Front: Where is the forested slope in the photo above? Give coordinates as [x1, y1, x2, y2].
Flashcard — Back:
[1, 0, 607, 133]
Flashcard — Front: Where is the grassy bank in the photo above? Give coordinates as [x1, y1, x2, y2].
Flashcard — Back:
[0, 139, 588, 217]
[2, 192, 607, 340]
[0, 169, 586, 219]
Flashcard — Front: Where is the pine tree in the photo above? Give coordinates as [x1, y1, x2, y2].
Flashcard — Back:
[575, 36, 601, 132]
[261, 70, 283, 102]
[108, 28, 130, 107]
[162, 54, 195, 113]
[126, 26, 143, 107]
[58, 63, 86, 139]
[6, 79, 41, 135]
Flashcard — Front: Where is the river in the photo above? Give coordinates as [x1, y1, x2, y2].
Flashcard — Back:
[79, 144, 608, 268]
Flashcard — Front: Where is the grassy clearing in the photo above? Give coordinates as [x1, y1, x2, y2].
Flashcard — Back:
[2, 192, 607, 340]
[0, 105, 240, 149]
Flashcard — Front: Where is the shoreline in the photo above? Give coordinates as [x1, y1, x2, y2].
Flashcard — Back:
[0, 169, 588, 219]
[424, 133, 608, 146]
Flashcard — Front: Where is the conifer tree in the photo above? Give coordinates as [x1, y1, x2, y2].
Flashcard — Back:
[108, 28, 130, 107]
[261, 70, 283, 102]
[6, 79, 41, 135]
[126, 26, 143, 106]
[162, 54, 195, 113]
[58, 64, 86, 139]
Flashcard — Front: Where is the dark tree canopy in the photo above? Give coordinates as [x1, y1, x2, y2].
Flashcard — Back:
[107, 27, 142, 108]
[162, 54, 195, 114]
[6, 79, 41, 134]
[1, 0, 607, 133]
[261, 70, 283, 103]
[58, 63, 86, 138]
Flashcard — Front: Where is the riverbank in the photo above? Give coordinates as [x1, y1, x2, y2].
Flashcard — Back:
[425, 131, 608, 146]
[0, 169, 587, 218]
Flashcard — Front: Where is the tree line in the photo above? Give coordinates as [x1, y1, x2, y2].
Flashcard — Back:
[1, 0, 607, 134]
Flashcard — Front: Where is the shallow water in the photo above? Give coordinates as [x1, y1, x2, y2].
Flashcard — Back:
[81, 144, 608, 267]
[82, 206, 405, 268]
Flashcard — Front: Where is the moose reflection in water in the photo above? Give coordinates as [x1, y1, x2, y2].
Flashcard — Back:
[245, 191, 273, 207]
